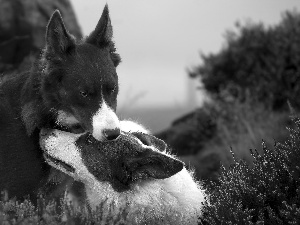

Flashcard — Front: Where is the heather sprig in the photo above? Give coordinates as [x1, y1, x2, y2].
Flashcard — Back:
[201, 117, 300, 224]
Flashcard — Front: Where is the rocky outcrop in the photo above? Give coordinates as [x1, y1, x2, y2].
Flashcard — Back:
[180, 152, 221, 185]
[0, 0, 82, 74]
[154, 108, 220, 183]
[155, 108, 217, 156]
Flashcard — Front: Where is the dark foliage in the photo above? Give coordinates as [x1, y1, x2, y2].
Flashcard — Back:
[201, 117, 300, 224]
[190, 10, 300, 111]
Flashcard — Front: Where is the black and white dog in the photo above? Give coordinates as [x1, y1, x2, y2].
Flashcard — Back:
[40, 127, 205, 224]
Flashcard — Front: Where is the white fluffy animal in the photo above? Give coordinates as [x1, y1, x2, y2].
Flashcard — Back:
[40, 122, 205, 225]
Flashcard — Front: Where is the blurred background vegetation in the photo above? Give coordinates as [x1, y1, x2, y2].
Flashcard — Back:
[157, 10, 300, 186]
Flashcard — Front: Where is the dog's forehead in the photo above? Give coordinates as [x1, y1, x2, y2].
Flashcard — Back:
[64, 44, 117, 84]
[77, 44, 115, 70]
[77, 44, 107, 60]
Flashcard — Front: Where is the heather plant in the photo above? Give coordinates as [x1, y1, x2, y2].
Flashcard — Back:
[201, 117, 300, 224]
[0, 197, 62, 224]
[0, 197, 132, 224]
[0, 195, 199, 224]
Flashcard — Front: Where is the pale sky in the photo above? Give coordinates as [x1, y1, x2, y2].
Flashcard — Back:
[71, 0, 300, 112]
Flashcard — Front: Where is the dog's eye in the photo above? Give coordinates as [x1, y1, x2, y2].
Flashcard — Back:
[80, 91, 88, 98]
[111, 86, 118, 93]
[110, 87, 116, 93]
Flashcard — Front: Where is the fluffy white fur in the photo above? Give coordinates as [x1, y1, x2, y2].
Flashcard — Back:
[40, 121, 205, 225]
[85, 167, 205, 225]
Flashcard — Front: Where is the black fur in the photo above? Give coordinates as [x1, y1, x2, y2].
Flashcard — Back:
[0, 5, 120, 201]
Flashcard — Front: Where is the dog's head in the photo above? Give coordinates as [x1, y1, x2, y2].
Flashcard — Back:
[41, 5, 120, 141]
[40, 129, 184, 193]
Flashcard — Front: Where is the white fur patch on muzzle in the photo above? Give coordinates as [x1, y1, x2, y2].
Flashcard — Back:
[92, 101, 120, 141]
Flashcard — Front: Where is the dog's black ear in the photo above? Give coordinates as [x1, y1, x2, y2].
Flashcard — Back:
[132, 132, 168, 152]
[86, 4, 113, 47]
[126, 149, 184, 181]
[45, 10, 75, 54]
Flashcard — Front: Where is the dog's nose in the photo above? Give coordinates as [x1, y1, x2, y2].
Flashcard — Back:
[103, 128, 120, 140]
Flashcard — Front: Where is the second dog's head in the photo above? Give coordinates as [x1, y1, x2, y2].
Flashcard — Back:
[40, 130, 207, 224]
[41, 5, 120, 141]
[40, 129, 184, 194]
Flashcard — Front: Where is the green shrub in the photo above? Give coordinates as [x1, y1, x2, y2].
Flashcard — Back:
[201, 117, 300, 224]
[190, 10, 300, 111]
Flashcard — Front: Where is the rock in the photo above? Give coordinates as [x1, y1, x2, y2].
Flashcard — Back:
[155, 108, 217, 156]
[180, 152, 221, 185]
[0, 0, 82, 74]
[154, 109, 220, 184]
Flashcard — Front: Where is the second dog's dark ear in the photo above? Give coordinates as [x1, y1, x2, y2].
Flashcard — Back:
[86, 4, 113, 47]
[46, 10, 75, 55]
[126, 149, 184, 181]
[132, 132, 167, 152]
